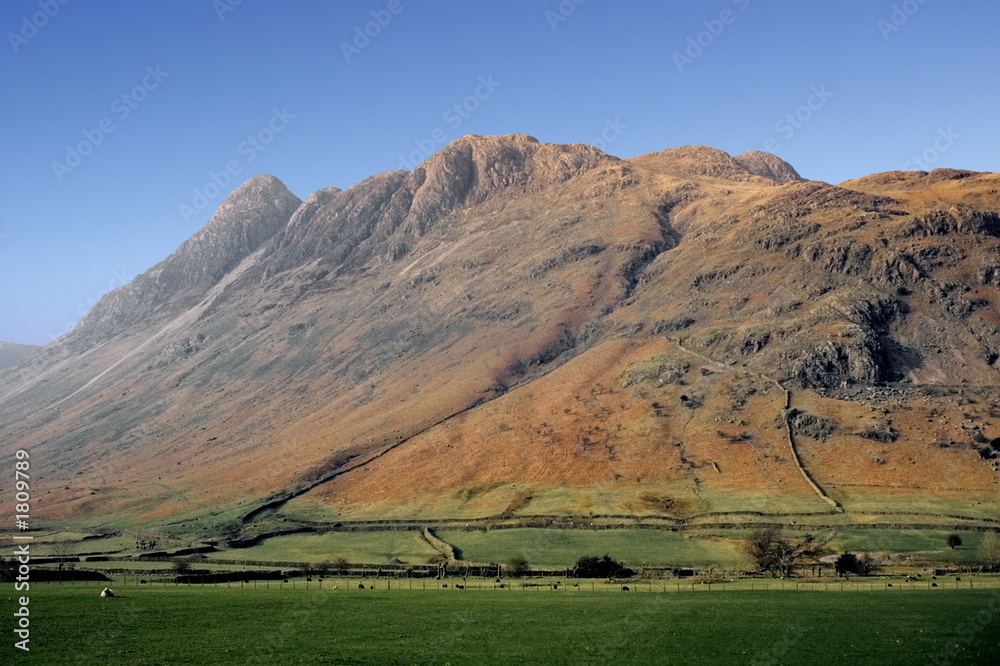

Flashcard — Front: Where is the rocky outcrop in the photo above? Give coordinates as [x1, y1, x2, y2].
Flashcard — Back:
[75, 175, 301, 343]
[733, 150, 805, 183]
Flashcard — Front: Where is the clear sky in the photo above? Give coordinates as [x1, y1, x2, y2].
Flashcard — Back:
[1, 0, 997, 345]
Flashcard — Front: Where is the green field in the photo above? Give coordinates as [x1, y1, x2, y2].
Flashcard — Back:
[12, 584, 999, 664]
[206, 531, 440, 565]
[436, 528, 743, 569]
[827, 529, 992, 564]
[193, 527, 993, 571]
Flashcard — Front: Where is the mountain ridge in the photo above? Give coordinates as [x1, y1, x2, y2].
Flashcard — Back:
[1, 134, 998, 537]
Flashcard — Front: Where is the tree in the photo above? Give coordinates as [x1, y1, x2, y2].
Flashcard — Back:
[572, 555, 634, 579]
[834, 553, 862, 577]
[858, 553, 882, 577]
[834, 552, 879, 577]
[504, 555, 530, 578]
[947, 534, 963, 550]
[978, 531, 1000, 571]
[172, 558, 192, 575]
[743, 528, 798, 578]
[52, 542, 76, 571]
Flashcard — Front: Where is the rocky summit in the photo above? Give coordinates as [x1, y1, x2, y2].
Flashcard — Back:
[2, 134, 999, 538]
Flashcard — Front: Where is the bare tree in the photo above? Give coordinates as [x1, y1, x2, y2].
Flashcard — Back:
[744, 528, 798, 578]
[51, 542, 76, 571]
[979, 531, 1000, 571]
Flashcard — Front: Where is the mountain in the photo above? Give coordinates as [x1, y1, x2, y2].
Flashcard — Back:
[0, 342, 40, 372]
[1, 135, 998, 539]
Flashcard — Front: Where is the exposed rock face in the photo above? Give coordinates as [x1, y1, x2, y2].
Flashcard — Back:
[74, 175, 301, 345]
[733, 150, 805, 183]
[1, 135, 999, 530]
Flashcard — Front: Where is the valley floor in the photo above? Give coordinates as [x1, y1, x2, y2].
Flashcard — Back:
[15, 583, 999, 664]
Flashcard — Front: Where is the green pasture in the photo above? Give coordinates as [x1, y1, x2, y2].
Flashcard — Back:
[436, 528, 743, 569]
[10, 583, 998, 664]
[827, 529, 992, 564]
[205, 531, 440, 566]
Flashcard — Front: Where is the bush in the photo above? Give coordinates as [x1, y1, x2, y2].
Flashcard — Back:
[504, 556, 530, 578]
[572, 555, 634, 579]
[947, 534, 963, 550]
[834, 552, 880, 577]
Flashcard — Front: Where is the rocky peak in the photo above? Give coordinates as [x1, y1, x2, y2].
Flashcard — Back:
[405, 134, 611, 227]
[733, 150, 805, 183]
[73, 175, 301, 343]
[264, 135, 615, 275]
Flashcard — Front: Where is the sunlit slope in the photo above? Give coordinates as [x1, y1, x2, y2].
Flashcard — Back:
[0, 136, 997, 532]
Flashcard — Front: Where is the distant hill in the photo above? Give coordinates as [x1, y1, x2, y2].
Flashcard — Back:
[0, 341, 40, 371]
[1, 134, 998, 541]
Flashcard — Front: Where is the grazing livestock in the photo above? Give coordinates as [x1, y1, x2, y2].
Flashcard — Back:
[100, 588, 115, 597]
[358, 584, 365, 589]
[622, 586, 630, 592]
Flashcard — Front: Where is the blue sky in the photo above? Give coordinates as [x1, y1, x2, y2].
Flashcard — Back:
[1, 0, 998, 345]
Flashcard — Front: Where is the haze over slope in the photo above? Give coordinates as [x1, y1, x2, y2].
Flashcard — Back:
[2, 135, 998, 536]
[0, 342, 39, 372]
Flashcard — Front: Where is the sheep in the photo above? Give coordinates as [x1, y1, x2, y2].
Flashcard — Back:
[100, 588, 115, 597]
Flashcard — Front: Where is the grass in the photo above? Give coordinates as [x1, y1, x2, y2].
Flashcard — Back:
[206, 531, 440, 565]
[436, 528, 744, 569]
[828, 529, 992, 564]
[20, 583, 1000, 664]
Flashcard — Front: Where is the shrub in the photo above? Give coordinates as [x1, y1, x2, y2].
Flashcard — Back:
[834, 552, 879, 577]
[572, 555, 634, 579]
[504, 556, 530, 578]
